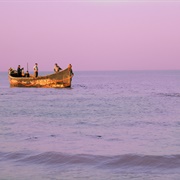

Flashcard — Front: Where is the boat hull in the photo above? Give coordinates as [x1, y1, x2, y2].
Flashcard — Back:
[8, 68, 73, 88]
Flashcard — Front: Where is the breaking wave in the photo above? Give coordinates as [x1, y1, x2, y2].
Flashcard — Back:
[0, 151, 180, 171]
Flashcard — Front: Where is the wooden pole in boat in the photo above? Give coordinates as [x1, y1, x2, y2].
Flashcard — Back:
[27, 63, 29, 72]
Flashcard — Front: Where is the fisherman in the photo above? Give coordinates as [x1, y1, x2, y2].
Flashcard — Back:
[9, 68, 13, 75]
[54, 63, 62, 73]
[24, 71, 30, 77]
[68, 64, 74, 76]
[33, 63, 38, 77]
[17, 65, 24, 77]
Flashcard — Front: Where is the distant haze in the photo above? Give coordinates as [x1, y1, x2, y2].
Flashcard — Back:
[0, 1, 180, 71]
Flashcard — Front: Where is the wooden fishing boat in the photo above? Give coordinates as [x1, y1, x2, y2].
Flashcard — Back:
[8, 65, 74, 88]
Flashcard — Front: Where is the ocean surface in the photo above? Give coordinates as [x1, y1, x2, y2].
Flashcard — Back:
[0, 70, 180, 180]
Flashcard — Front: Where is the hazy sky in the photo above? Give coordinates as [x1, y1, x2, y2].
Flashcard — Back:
[0, 0, 180, 71]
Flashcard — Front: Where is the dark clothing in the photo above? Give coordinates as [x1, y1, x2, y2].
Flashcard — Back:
[17, 67, 23, 77]
[34, 71, 38, 77]
[70, 69, 74, 76]
[25, 71, 30, 77]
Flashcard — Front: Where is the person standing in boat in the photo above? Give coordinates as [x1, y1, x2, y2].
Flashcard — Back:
[33, 63, 38, 77]
[68, 64, 74, 76]
[54, 63, 62, 73]
[68, 64, 74, 84]
[17, 65, 24, 77]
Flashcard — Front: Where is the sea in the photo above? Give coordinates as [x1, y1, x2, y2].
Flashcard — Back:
[0, 70, 180, 180]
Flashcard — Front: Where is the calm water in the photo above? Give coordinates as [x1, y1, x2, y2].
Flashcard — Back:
[0, 70, 180, 180]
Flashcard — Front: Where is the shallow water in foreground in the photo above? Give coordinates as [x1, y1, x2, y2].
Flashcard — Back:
[0, 71, 180, 179]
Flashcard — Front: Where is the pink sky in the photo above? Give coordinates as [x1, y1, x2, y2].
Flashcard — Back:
[0, 0, 180, 71]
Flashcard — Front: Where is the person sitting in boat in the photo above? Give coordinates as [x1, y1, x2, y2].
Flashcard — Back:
[17, 65, 24, 77]
[24, 71, 30, 77]
[9, 68, 13, 75]
[54, 63, 62, 73]
[33, 63, 38, 77]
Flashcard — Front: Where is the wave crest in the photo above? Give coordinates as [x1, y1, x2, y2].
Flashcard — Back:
[1, 152, 180, 170]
